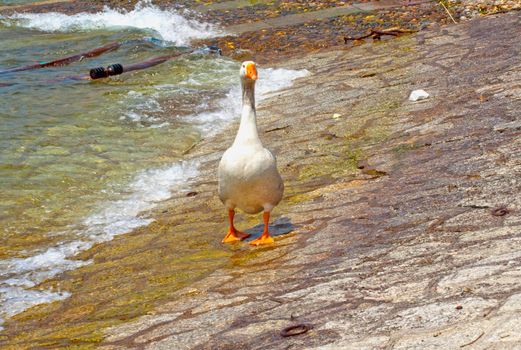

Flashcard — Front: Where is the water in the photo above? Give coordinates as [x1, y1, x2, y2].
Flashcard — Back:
[0, 0, 38, 5]
[0, 1, 308, 330]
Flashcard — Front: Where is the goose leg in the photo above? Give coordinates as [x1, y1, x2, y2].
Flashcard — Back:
[249, 211, 275, 246]
[222, 209, 251, 243]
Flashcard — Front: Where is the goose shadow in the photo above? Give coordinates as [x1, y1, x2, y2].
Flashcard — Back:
[244, 216, 294, 241]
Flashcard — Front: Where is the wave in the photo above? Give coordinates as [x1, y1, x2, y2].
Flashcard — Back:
[0, 0, 219, 45]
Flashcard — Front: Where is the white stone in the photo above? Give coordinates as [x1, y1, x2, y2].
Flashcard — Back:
[409, 89, 430, 101]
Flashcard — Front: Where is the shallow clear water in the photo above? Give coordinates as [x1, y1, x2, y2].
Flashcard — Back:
[0, 1, 308, 328]
[0, 9, 228, 259]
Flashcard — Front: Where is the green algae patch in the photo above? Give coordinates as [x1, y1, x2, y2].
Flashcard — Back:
[284, 191, 321, 206]
[298, 147, 361, 181]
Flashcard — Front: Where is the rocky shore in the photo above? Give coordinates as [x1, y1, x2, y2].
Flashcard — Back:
[1, 1, 520, 349]
[98, 11, 521, 349]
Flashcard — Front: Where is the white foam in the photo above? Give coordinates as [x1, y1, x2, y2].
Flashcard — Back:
[0, 240, 90, 330]
[0, 241, 92, 285]
[0, 287, 70, 330]
[257, 67, 310, 95]
[83, 160, 198, 240]
[1, 0, 219, 45]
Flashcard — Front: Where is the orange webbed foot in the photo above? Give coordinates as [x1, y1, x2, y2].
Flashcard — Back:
[222, 229, 251, 243]
[249, 233, 274, 246]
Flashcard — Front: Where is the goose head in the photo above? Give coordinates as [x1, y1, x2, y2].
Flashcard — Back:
[240, 61, 258, 108]
[240, 61, 258, 82]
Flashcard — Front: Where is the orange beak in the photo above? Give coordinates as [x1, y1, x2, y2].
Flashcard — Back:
[245, 63, 258, 80]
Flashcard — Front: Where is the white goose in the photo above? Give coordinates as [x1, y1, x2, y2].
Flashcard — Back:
[218, 61, 284, 246]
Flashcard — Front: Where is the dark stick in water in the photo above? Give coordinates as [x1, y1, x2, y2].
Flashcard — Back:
[3, 46, 212, 85]
[0, 42, 121, 75]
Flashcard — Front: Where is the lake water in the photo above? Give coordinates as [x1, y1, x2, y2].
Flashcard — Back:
[0, 0, 307, 329]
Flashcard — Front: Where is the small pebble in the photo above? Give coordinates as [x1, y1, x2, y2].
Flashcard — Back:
[456, 305, 463, 310]
[409, 89, 430, 101]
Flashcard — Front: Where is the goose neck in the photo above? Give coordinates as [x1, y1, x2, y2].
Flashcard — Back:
[241, 79, 256, 111]
[234, 79, 260, 146]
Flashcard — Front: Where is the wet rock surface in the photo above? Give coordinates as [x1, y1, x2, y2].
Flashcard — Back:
[93, 12, 521, 350]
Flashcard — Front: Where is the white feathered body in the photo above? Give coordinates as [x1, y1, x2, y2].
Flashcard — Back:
[218, 142, 283, 214]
